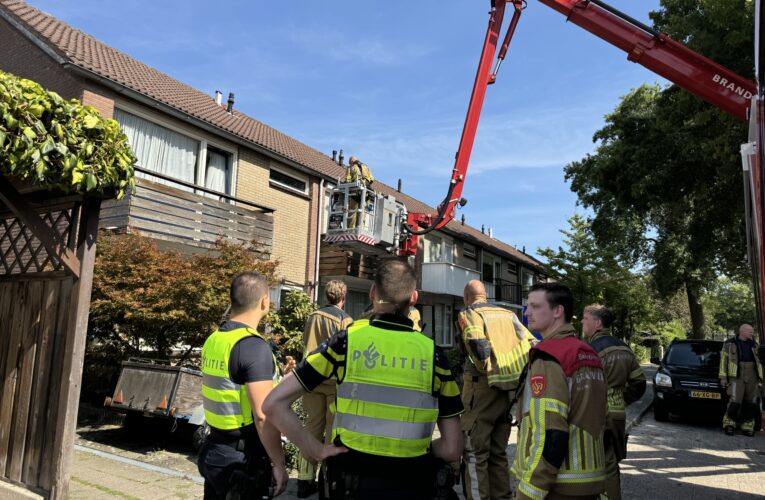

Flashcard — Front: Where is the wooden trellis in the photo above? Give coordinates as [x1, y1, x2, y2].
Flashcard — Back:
[0, 175, 102, 499]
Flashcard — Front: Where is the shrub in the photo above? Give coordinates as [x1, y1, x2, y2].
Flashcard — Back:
[0, 70, 135, 198]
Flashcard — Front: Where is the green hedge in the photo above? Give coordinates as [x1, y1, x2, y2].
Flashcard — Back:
[0, 70, 135, 199]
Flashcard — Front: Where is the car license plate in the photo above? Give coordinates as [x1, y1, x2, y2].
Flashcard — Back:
[689, 391, 720, 399]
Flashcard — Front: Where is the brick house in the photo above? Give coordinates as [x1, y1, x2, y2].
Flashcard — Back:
[0, 0, 349, 299]
[0, 0, 549, 345]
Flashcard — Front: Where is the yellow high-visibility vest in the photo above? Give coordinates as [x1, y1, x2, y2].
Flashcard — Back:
[201, 327, 279, 431]
[333, 320, 437, 457]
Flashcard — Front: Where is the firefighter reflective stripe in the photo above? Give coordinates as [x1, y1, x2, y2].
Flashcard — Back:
[720, 348, 737, 378]
[333, 321, 437, 457]
[513, 399, 603, 490]
[518, 481, 546, 500]
[607, 388, 626, 415]
[489, 342, 534, 386]
[337, 382, 437, 410]
[202, 373, 238, 391]
[562, 424, 605, 483]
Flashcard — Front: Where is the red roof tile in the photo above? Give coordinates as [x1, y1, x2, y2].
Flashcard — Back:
[0, 0, 545, 270]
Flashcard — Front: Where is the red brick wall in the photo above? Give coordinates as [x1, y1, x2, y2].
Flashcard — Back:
[0, 16, 84, 99]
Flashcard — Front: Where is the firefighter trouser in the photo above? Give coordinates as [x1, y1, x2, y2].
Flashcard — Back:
[723, 362, 760, 433]
[603, 438, 621, 500]
[462, 375, 512, 500]
[298, 381, 336, 481]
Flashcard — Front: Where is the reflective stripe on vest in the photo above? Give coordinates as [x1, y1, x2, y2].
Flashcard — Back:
[512, 394, 605, 489]
[332, 321, 437, 458]
[201, 327, 279, 431]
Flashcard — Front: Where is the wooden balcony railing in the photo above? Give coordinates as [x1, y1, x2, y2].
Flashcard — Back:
[99, 168, 274, 257]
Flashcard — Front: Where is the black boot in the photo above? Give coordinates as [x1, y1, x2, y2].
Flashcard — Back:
[724, 426, 735, 436]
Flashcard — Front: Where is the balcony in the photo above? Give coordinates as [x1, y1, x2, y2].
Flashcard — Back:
[486, 278, 522, 305]
[99, 168, 274, 257]
[421, 262, 481, 297]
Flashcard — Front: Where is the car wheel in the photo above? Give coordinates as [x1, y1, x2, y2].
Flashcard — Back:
[653, 400, 669, 422]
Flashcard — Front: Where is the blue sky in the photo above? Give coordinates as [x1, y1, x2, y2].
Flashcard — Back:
[30, 0, 664, 258]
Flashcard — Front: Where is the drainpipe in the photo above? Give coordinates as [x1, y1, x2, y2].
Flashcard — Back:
[313, 178, 325, 302]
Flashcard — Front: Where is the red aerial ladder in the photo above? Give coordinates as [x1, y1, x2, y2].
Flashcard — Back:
[399, 0, 764, 342]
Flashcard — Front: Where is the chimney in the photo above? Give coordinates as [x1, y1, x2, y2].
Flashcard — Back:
[332, 150, 337, 162]
[481, 224, 485, 234]
[397, 179, 402, 192]
[338, 149, 344, 166]
[488, 227, 493, 238]
[522, 245, 526, 253]
[226, 92, 235, 113]
[461, 214, 465, 225]
[215, 90, 222, 105]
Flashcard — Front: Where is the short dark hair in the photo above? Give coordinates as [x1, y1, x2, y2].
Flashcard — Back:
[230, 272, 268, 315]
[584, 304, 614, 328]
[529, 282, 574, 322]
[374, 259, 416, 310]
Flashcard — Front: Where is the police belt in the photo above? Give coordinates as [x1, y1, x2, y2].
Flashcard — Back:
[207, 426, 266, 454]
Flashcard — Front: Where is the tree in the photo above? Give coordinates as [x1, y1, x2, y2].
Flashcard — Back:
[539, 215, 657, 340]
[701, 277, 757, 338]
[266, 290, 316, 361]
[88, 232, 279, 365]
[565, 0, 754, 338]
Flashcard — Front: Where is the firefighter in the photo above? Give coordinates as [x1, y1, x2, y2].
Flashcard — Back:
[264, 259, 465, 499]
[296, 280, 354, 498]
[344, 156, 374, 229]
[581, 304, 646, 500]
[458, 280, 533, 500]
[197, 272, 287, 499]
[345, 155, 374, 187]
[512, 283, 607, 500]
[720, 324, 763, 436]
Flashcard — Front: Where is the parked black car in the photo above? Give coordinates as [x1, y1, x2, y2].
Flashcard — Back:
[651, 340, 727, 422]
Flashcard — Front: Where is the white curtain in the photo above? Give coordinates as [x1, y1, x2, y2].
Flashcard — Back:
[205, 149, 229, 196]
[114, 109, 199, 192]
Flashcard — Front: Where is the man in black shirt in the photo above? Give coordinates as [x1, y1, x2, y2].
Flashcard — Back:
[198, 272, 287, 498]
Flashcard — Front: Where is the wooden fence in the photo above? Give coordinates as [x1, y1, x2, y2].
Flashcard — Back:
[0, 177, 101, 498]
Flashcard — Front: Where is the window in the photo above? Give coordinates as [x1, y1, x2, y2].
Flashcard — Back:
[425, 234, 453, 264]
[507, 261, 518, 275]
[483, 261, 494, 282]
[205, 147, 231, 195]
[463, 243, 476, 259]
[270, 167, 308, 194]
[114, 109, 199, 191]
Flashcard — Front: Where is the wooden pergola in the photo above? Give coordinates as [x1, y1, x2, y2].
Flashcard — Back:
[0, 176, 103, 498]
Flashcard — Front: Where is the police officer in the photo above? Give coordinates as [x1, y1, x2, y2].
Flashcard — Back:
[360, 303, 423, 332]
[581, 304, 646, 500]
[512, 283, 607, 500]
[297, 280, 354, 497]
[720, 324, 763, 436]
[198, 272, 288, 499]
[458, 280, 533, 500]
[264, 259, 465, 499]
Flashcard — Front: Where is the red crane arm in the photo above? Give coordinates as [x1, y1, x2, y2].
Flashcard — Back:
[399, 0, 756, 257]
[539, 0, 754, 121]
[399, 1, 525, 256]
